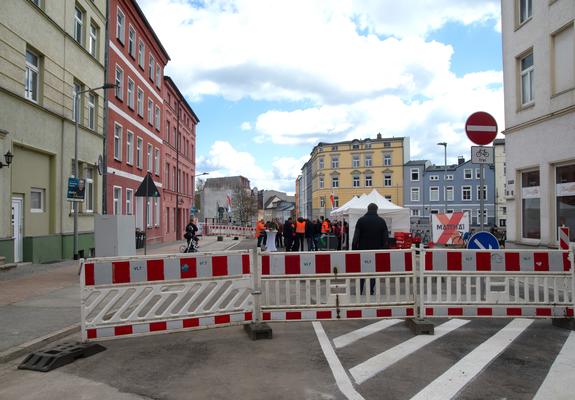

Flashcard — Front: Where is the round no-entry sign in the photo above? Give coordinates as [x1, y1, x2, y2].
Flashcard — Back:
[465, 111, 498, 145]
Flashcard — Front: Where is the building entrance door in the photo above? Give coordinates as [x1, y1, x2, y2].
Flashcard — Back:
[12, 196, 23, 263]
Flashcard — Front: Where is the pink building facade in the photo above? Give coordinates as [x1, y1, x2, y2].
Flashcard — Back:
[162, 77, 199, 241]
[106, 0, 170, 244]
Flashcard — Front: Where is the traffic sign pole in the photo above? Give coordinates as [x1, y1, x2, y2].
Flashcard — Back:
[480, 162, 484, 232]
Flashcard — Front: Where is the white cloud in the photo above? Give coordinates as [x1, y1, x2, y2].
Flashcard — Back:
[240, 121, 252, 131]
[196, 141, 305, 193]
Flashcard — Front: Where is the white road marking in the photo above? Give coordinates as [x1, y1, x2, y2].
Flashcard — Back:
[349, 319, 470, 385]
[533, 331, 575, 400]
[410, 318, 533, 400]
[333, 319, 402, 349]
[312, 322, 366, 400]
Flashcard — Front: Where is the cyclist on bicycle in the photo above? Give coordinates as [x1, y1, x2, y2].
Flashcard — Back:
[184, 218, 199, 252]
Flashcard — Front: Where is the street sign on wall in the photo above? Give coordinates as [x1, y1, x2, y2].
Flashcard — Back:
[471, 146, 494, 164]
[465, 111, 498, 145]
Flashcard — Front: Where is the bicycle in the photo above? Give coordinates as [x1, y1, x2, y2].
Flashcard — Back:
[179, 235, 200, 253]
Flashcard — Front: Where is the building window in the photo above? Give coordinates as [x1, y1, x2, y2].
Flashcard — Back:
[333, 196, 339, 207]
[476, 209, 488, 225]
[154, 198, 160, 227]
[446, 186, 454, 202]
[446, 174, 454, 181]
[88, 22, 98, 57]
[520, 52, 534, 105]
[332, 176, 339, 188]
[476, 185, 487, 200]
[475, 168, 481, 179]
[113, 123, 122, 160]
[138, 39, 145, 68]
[30, 188, 45, 212]
[352, 155, 359, 168]
[384, 153, 391, 166]
[84, 167, 94, 213]
[352, 141, 360, 150]
[522, 170, 540, 239]
[115, 65, 123, 100]
[365, 155, 372, 167]
[113, 187, 121, 215]
[128, 25, 136, 57]
[430, 187, 439, 202]
[430, 175, 439, 181]
[411, 187, 420, 202]
[172, 167, 176, 190]
[155, 106, 161, 130]
[319, 158, 324, 169]
[557, 164, 575, 241]
[147, 144, 153, 172]
[74, 6, 84, 44]
[147, 99, 153, 124]
[464, 169, 473, 179]
[116, 7, 125, 43]
[411, 209, 420, 217]
[462, 186, 472, 201]
[72, 81, 82, 122]
[137, 87, 144, 116]
[127, 78, 134, 109]
[147, 199, 152, 227]
[156, 64, 161, 87]
[149, 55, 155, 81]
[25, 49, 40, 102]
[126, 189, 133, 215]
[519, 0, 532, 25]
[87, 93, 96, 130]
[331, 157, 339, 169]
[126, 131, 134, 165]
[154, 148, 160, 175]
[552, 24, 575, 95]
[136, 137, 143, 168]
[364, 141, 371, 149]
[383, 142, 391, 147]
[410, 168, 419, 181]
[320, 197, 325, 208]
[499, 219, 506, 227]
[384, 174, 392, 187]
[365, 175, 372, 187]
[331, 145, 338, 151]
[353, 176, 360, 187]
[319, 177, 324, 189]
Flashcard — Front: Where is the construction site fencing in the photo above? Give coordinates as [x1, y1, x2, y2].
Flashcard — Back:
[203, 224, 256, 238]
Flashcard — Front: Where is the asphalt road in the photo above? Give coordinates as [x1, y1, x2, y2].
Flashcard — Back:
[1, 317, 573, 400]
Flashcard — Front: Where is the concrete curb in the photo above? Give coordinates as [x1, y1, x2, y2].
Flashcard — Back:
[0, 324, 80, 364]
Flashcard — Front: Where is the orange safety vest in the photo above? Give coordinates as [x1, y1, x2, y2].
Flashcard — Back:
[256, 222, 265, 238]
[296, 220, 306, 234]
[321, 221, 330, 233]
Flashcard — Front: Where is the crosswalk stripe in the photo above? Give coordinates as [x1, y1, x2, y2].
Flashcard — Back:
[533, 331, 575, 400]
[312, 322, 366, 400]
[349, 318, 470, 385]
[333, 319, 403, 349]
[410, 318, 533, 400]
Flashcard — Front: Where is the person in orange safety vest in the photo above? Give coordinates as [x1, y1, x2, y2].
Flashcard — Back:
[256, 219, 267, 248]
[294, 217, 306, 251]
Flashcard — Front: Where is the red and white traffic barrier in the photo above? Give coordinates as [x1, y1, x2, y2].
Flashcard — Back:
[424, 249, 570, 272]
[262, 307, 414, 321]
[84, 253, 251, 286]
[261, 249, 414, 276]
[559, 226, 570, 250]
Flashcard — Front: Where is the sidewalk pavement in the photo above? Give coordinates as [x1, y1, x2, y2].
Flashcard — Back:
[0, 236, 246, 363]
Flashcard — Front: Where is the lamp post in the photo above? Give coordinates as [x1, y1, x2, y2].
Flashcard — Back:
[73, 83, 116, 260]
[437, 142, 447, 214]
[0, 151, 14, 168]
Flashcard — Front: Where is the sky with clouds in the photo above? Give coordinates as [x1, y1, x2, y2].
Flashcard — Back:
[139, 0, 503, 194]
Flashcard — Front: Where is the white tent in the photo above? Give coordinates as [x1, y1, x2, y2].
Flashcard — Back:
[330, 189, 410, 246]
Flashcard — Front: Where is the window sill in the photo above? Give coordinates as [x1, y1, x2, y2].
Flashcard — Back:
[514, 17, 532, 32]
[518, 102, 535, 112]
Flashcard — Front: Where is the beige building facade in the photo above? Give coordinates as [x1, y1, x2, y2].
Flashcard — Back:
[307, 134, 409, 218]
[501, 0, 575, 245]
[0, 0, 107, 262]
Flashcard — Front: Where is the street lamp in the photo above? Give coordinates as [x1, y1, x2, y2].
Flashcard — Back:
[0, 151, 14, 168]
[437, 142, 447, 214]
[73, 83, 116, 260]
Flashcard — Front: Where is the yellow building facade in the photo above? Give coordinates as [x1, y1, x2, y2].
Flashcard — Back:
[309, 134, 409, 218]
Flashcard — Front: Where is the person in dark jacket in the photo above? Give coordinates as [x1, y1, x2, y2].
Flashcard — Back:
[352, 203, 389, 294]
[305, 218, 315, 251]
[313, 219, 322, 251]
[283, 218, 295, 251]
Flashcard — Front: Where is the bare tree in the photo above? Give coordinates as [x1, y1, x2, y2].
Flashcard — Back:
[194, 178, 205, 214]
[231, 186, 257, 226]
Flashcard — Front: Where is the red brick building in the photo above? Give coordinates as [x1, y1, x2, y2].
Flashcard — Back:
[162, 77, 199, 241]
[106, 0, 170, 243]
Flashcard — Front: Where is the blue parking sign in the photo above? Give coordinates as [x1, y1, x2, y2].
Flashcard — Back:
[467, 231, 500, 250]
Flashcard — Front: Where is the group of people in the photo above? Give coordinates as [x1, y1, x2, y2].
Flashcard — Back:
[256, 216, 349, 251]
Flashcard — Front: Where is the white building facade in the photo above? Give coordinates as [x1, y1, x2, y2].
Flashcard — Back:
[501, 0, 575, 245]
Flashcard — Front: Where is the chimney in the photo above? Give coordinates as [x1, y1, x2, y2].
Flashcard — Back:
[377, 132, 382, 139]
[458, 156, 465, 165]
